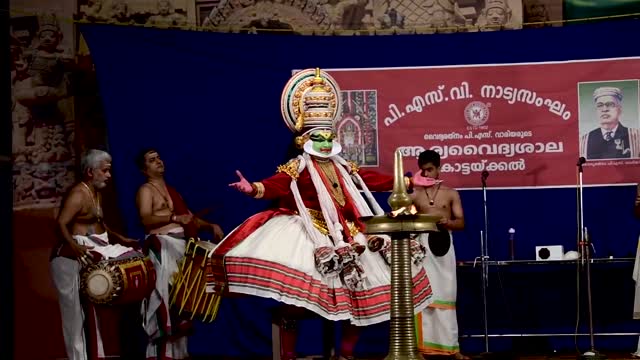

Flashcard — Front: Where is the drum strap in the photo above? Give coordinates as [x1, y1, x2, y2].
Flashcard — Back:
[166, 185, 199, 239]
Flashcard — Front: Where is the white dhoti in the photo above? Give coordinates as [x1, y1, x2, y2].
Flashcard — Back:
[141, 228, 189, 360]
[415, 232, 460, 355]
[50, 232, 134, 360]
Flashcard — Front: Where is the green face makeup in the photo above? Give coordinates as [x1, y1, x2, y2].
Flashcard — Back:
[310, 130, 334, 155]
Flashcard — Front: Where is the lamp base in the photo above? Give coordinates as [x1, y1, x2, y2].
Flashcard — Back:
[383, 353, 424, 360]
[579, 350, 607, 360]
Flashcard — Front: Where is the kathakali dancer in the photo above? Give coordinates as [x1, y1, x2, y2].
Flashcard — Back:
[215, 68, 433, 359]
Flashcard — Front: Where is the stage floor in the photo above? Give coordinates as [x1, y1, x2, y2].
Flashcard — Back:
[190, 355, 640, 360]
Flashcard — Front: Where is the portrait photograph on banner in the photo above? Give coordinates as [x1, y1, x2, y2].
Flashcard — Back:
[578, 79, 640, 162]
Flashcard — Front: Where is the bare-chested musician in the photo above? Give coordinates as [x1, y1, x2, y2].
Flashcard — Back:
[135, 148, 224, 360]
[411, 149, 469, 360]
[50, 149, 139, 360]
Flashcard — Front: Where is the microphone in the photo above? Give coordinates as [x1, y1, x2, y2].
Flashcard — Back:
[508, 228, 515, 261]
[481, 170, 489, 183]
[577, 157, 586, 166]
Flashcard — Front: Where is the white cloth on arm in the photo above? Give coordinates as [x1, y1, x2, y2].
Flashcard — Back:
[141, 227, 189, 360]
[50, 232, 130, 360]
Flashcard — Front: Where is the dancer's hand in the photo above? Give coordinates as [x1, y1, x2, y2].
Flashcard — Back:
[228, 170, 253, 194]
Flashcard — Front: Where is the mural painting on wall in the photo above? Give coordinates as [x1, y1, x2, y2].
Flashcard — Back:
[200, 0, 334, 34]
[367, 0, 523, 33]
[198, 0, 522, 33]
[337, 90, 380, 167]
[8, 0, 197, 211]
[522, 0, 562, 28]
[75, 0, 189, 27]
[11, 12, 76, 210]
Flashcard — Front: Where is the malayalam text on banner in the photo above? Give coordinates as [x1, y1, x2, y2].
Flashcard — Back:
[325, 57, 640, 189]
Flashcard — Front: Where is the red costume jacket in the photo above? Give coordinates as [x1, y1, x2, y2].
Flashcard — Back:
[214, 158, 404, 256]
[258, 159, 393, 221]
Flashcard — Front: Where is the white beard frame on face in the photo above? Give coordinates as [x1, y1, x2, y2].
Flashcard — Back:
[303, 139, 343, 158]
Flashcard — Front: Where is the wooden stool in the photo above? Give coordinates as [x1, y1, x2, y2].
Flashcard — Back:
[271, 307, 336, 360]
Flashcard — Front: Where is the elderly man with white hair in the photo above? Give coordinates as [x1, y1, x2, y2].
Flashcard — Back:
[580, 86, 640, 160]
[50, 149, 140, 360]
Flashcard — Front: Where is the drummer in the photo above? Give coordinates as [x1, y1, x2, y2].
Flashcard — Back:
[50, 149, 140, 360]
[135, 148, 224, 360]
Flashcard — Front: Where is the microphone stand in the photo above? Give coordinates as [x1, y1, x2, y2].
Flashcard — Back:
[479, 172, 491, 356]
[576, 158, 605, 360]
[577, 158, 585, 264]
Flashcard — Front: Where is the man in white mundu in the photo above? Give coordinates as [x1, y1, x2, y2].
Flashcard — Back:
[135, 148, 224, 360]
[50, 149, 140, 360]
[411, 150, 469, 360]
[219, 68, 434, 360]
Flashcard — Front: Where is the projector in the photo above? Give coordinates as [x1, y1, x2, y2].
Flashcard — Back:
[535, 245, 565, 261]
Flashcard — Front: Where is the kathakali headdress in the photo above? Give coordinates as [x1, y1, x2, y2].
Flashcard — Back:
[280, 68, 343, 149]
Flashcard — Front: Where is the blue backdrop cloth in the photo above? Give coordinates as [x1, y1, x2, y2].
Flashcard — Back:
[80, 20, 640, 356]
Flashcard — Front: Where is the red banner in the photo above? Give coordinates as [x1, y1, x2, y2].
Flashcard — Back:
[326, 57, 640, 189]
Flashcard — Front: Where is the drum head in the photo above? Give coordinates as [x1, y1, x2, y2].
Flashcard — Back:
[428, 230, 451, 257]
[85, 269, 114, 301]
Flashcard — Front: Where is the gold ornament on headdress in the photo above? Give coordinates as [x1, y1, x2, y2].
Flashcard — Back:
[296, 68, 327, 132]
[295, 134, 309, 148]
[281, 67, 342, 148]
